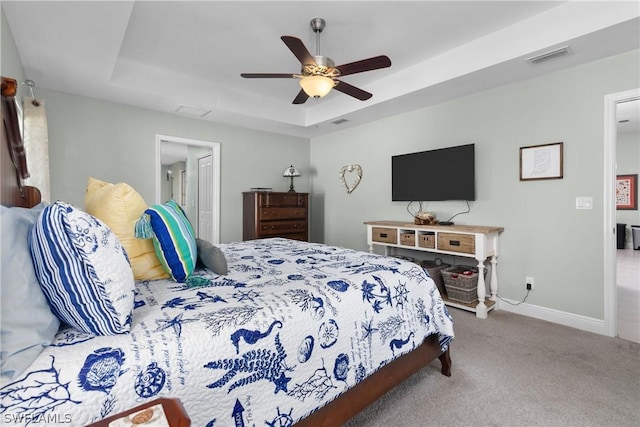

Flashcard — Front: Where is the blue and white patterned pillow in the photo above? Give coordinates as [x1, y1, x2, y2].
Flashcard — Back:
[135, 200, 197, 283]
[29, 201, 135, 335]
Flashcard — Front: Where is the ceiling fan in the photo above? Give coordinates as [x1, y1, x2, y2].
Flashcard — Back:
[241, 18, 392, 104]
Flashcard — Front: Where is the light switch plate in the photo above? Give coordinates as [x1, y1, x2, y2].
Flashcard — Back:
[576, 196, 593, 210]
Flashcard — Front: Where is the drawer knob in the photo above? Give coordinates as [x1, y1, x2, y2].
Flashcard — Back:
[449, 240, 460, 246]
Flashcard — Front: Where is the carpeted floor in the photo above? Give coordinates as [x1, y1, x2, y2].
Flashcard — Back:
[344, 309, 640, 427]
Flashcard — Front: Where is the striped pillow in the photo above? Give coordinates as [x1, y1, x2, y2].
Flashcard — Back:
[136, 200, 197, 282]
[29, 202, 135, 335]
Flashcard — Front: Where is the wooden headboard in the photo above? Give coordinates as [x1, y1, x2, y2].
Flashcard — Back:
[1, 76, 41, 208]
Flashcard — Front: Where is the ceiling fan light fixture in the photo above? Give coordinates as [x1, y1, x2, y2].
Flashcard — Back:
[300, 75, 335, 98]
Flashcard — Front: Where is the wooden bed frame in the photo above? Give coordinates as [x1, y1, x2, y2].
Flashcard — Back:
[1, 75, 452, 427]
[1, 76, 40, 208]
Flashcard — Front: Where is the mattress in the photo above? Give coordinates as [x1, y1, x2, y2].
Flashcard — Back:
[0, 238, 454, 426]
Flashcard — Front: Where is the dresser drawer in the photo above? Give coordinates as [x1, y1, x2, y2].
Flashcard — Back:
[437, 233, 475, 254]
[244, 192, 309, 242]
[259, 220, 307, 236]
[259, 192, 306, 207]
[372, 227, 397, 244]
[260, 207, 307, 220]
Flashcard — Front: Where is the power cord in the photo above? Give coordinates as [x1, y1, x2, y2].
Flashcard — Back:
[444, 200, 471, 224]
[497, 290, 530, 306]
[406, 201, 424, 218]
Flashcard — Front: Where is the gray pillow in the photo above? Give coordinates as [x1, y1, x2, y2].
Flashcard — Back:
[1, 204, 60, 380]
[196, 238, 228, 275]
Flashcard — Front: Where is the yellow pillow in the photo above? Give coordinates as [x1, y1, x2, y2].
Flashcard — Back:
[85, 177, 169, 281]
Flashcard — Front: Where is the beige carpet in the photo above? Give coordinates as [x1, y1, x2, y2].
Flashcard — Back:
[345, 309, 640, 427]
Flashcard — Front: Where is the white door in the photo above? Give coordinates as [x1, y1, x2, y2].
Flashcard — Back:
[198, 154, 214, 242]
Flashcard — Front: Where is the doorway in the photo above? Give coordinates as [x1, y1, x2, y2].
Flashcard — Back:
[155, 135, 221, 244]
[603, 89, 640, 340]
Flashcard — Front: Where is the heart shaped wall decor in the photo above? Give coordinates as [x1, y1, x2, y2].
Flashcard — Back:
[339, 164, 363, 194]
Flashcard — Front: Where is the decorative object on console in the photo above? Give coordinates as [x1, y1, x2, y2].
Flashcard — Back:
[283, 164, 301, 192]
[414, 210, 438, 225]
[406, 201, 438, 225]
[519, 142, 564, 181]
[616, 174, 637, 210]
[339, 164, 362, 194]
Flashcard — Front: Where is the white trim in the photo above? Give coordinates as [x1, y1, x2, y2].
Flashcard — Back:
[497, 300, 606, 336]
[155, 134, 221, 244]
[603, 89, 640, 338]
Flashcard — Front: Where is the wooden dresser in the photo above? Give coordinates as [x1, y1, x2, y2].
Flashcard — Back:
[243, 191, 309, 241]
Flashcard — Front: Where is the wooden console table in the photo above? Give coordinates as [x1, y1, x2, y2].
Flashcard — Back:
[364, 221, 504, 319]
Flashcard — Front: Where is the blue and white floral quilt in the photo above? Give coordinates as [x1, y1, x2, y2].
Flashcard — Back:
[1, 238, 454, 426]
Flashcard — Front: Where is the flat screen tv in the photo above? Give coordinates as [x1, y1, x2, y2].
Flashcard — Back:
[392, 143, 475, 201]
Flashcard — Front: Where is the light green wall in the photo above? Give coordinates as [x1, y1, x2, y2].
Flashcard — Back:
[616, 130, 640, 248]
[39, 89, 310, 243]
[310, 49, 640, 320]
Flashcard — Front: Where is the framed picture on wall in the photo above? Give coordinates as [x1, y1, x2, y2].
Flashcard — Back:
[616, 174, 637, 210]
[520, 142, 564, 181]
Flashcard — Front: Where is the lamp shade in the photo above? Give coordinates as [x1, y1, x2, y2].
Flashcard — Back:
[283, 165, 301, 177]
[299, 76, 335, 98]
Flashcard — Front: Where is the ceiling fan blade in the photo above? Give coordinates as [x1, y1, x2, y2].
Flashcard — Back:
[241, 73, 295, 78]
[281, 36, 317, 66]
[292, 89, 310, 104]
[333, 80, 372, 101]
[335, 55, 391, 77]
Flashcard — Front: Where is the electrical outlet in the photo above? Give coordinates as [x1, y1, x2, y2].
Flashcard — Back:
[526, 276, 535, 290]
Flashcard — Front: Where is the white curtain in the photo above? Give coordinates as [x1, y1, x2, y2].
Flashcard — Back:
[22, 97, 50, 202]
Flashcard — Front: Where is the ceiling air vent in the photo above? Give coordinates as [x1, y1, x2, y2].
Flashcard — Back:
[175, 104, 211, 117]
[332, 118, 349, 125]
[527, 46, 572, 65]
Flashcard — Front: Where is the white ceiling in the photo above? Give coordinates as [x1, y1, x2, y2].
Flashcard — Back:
[3, 1, 639, 138]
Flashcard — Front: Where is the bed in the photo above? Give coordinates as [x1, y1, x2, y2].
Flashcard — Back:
[1, 76, 453, 426]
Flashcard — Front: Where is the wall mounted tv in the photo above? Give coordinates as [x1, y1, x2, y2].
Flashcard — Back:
[391, 143, 475, 202]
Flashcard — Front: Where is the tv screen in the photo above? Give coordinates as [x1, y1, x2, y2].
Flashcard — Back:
[392, 143, 475, 201]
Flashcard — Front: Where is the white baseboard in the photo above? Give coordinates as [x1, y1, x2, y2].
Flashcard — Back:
[496, 299, 608, 336]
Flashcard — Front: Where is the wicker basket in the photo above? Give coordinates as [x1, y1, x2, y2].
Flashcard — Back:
[400, 232, 416, 246]
[420, 258, 450, 298]
[418, 232, 435, 249]
[441, 265, 479, 303]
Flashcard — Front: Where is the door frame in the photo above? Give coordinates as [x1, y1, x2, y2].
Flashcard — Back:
[603, 88, 640, 337]
[155, 134, 221, 243]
